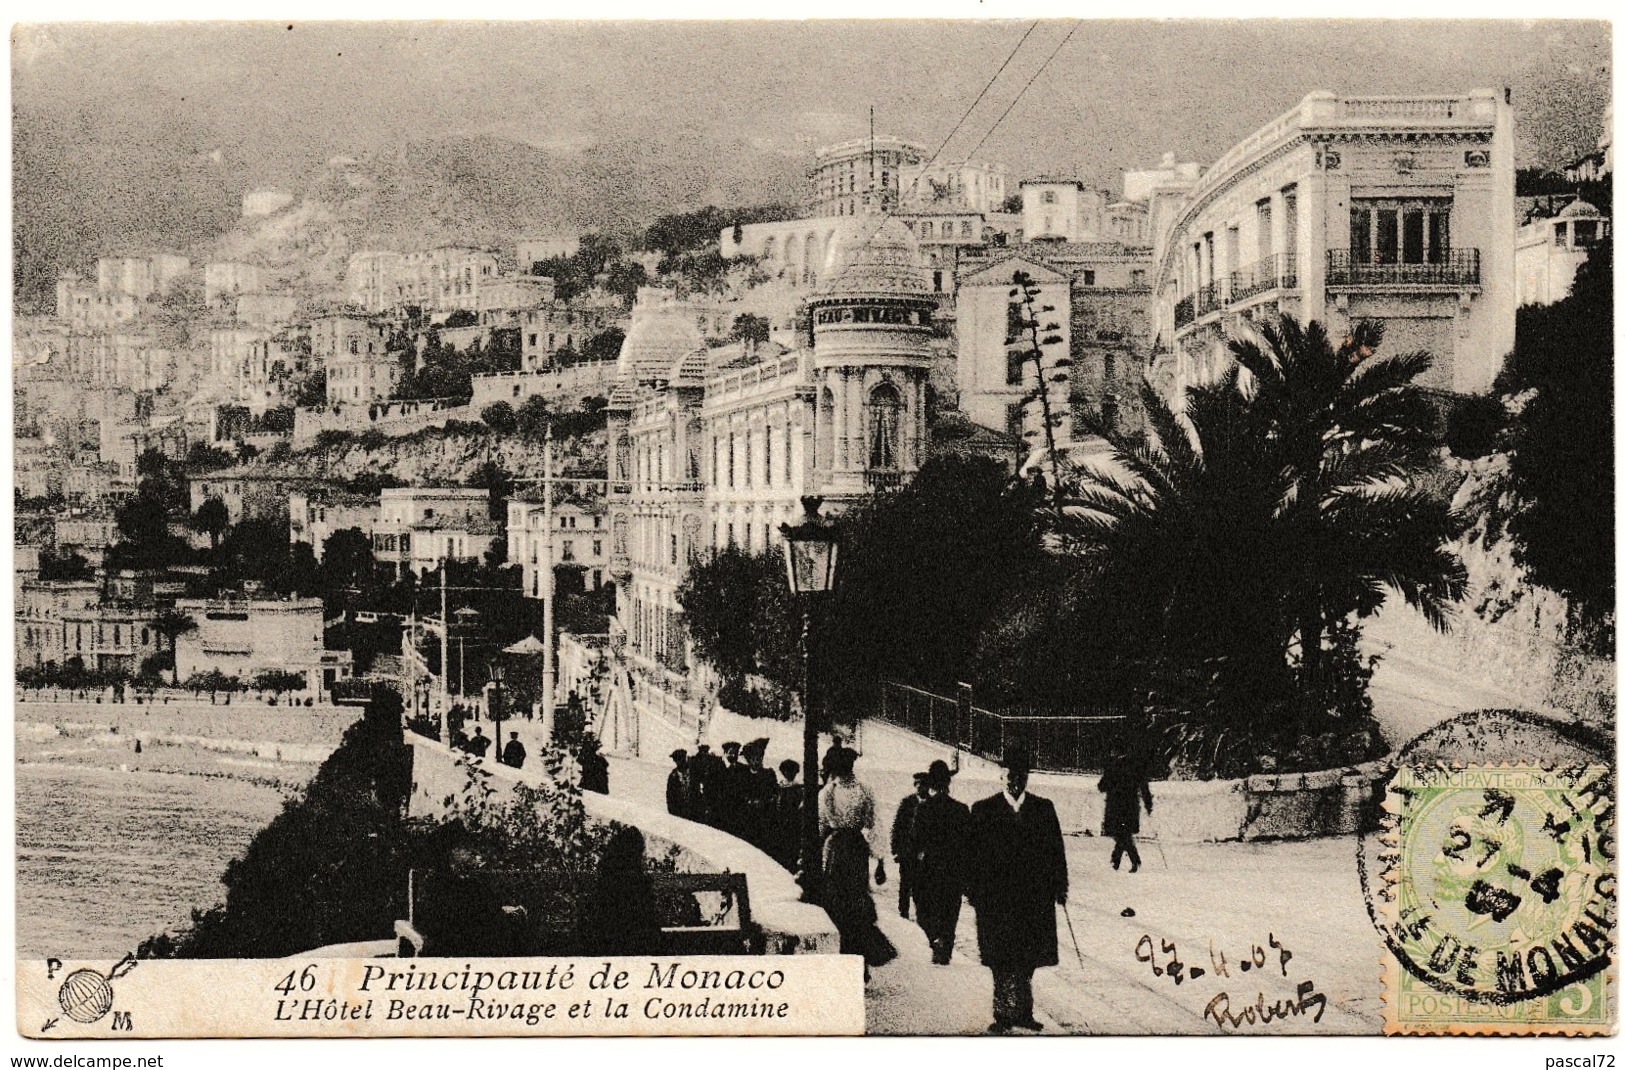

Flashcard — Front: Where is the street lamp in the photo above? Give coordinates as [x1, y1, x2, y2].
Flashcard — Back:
[489, 660, 506, 765]
[779, 495, 841, 902]
[454, 606, 481, 703]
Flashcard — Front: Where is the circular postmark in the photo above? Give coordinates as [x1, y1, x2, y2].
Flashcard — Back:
[1358, 710, 1616, 1014]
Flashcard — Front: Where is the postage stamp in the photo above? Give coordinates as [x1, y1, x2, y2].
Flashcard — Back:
[1374, 762, 1615, 1035]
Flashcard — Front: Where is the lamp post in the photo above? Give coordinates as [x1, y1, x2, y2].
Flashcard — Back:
[489, 660, 506, 765]
[779, 495, 841, 903]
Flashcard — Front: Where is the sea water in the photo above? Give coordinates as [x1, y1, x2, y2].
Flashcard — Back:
[15, 745, 298, 960]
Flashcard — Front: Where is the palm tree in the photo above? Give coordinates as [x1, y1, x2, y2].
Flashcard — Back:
[193, 496, 230, 551]
[1069, 315, 1466, 710]
[150, 608, 198, 687]
[1227, 317, 1467, 686]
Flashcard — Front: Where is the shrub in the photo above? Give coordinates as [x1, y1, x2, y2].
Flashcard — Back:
[1444, 393, 1506, 460]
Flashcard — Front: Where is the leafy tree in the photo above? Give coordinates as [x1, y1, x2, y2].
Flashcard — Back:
[1499, 242, 1614, 642]
[729, 314, 771, 345]
[580, 327, 626, 364]
[322, 527, 377, 591]
[480, 401, 517, 434]
[466, 460, 514, 517]
[443, 309, 478, 329]
[677, 547, 796, 690]
[252, 669, 308, 693]
[109, 492, 189, 570]
[516, 395, 552, 438]
[193, 496, 230, 550]
[37, 548, 93, 581]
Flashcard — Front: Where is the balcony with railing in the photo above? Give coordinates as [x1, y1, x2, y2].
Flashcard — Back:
[1326, 249, 1480, 287]
[1196, 281, 1224, 317]
[1227, 253, 1299, 304]
[1173, 294, 1196, 329]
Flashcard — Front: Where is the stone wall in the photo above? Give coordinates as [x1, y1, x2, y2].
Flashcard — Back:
[404, 734, 838, 954]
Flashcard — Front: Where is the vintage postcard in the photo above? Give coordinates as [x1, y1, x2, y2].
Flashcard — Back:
[8, 15, 1616, 1049]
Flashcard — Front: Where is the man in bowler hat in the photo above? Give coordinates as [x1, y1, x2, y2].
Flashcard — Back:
[967, 743, 1066, 1033]
[912, 759, 970, 964]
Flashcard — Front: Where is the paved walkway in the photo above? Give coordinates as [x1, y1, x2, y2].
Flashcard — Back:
[474, 635, 1526, 1038]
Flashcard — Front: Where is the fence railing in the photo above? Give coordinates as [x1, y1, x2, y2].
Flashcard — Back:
[1326, 248, 1480, 287]
[874, 681, 1126, 774]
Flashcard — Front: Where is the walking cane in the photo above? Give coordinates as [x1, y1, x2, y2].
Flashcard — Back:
[1061, 901, 1086, 971]
[1146, 811, 1170, 871]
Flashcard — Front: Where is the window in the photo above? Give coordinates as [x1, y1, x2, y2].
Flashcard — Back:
[961, 220, 973, 237]
[728, 434, 736, 488]
[1131, 269, 1147, 287]
[1007, 345, 1025, 387]
[1257, 199, 1274, 261]
[1350, 198, 1451, 264]
[1082, 270, 1096, 286]
[1041, 190, 1057, 205]
[1573, 220, 1599, 246]
[764, 429, 773, 487]
[868, 383, 902, 470]
[921, 221, 934, 238]
[593, 539, 602, 557]
[562, 540, 575, 562]
[348, 339, 359, 355]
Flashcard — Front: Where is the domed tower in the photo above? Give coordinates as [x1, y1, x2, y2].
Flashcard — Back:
[806, 216, 937, 503]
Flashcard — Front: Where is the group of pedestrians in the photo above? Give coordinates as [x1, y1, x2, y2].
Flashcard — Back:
[666, 739, 802, 867]
[457, 724, 527, 769]
[887, 742, 1155, 1033]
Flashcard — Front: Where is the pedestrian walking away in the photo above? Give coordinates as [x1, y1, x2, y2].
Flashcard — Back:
[890, 771, 928, 918]
[967, 743, 1067, 1033]
[501, 731, 526, 770]
[1098, 748, 1154, 872]
[465, 725, 492, 759]
[911, 759, 970, 965]
[818, 745, 897, 979]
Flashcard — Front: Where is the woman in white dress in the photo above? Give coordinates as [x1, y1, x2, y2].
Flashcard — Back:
[818, 746, 896, 974]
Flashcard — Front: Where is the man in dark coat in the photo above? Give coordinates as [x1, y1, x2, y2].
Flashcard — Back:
[578, 734, 610, 794]
[465, 726, 492, 759]
[501, 731, 526, 769]
[912, 759, 970, 964]
[890, 772, 929, 918]
[714, 741, 752, 837]
[687, 744, 717, 823]
[666, 749, 690, 818]
[1098, 751, 1154, 871]
[968, 744, 1066, 1033]
[742, 739, 778, 849]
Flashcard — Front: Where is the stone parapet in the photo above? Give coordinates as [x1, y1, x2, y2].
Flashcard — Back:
[404, 734, 839, 955]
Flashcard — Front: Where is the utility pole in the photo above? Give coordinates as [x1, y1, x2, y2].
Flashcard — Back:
[541, 424, 556, 743]
[439, 556, 449, 742]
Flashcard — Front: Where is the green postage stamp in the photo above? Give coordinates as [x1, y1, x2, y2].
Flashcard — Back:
[1375, 763, 1615, 1035]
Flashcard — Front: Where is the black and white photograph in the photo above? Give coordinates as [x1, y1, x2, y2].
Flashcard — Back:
[7, 14, 1616, 1048]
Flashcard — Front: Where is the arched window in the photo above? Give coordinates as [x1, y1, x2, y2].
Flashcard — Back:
[615, 433, 632, 482]
[868, 382, 901, 470]
[817, 387, 835, 469]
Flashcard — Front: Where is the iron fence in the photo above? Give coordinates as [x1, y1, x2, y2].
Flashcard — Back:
[1326, 248, 1480, 287]
[874, 681, 1127, 774]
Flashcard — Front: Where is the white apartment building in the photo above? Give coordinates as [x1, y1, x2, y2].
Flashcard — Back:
[1150, 89, 1515, 398]
[810, 136, 926, 217]
[507, 497, 609, 601]
[607, 217, 936, 678]
[1515, 200, 1609, 307]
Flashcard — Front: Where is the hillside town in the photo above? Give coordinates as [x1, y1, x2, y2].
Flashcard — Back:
[12, 20, 1616, 1041]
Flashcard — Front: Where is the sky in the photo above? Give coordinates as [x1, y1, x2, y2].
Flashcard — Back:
[10, 19, 1613, 303]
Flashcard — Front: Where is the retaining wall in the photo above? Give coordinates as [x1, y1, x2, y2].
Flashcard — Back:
[404, 735, 839, 955]
[858, 720, 1387, 844]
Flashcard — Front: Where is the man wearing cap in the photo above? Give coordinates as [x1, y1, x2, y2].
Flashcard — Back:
[967, 744, 1066, 1033]
[912, 759, 971, 964]
[889, 772, 929, 918]
[666, 749, 690, 819]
